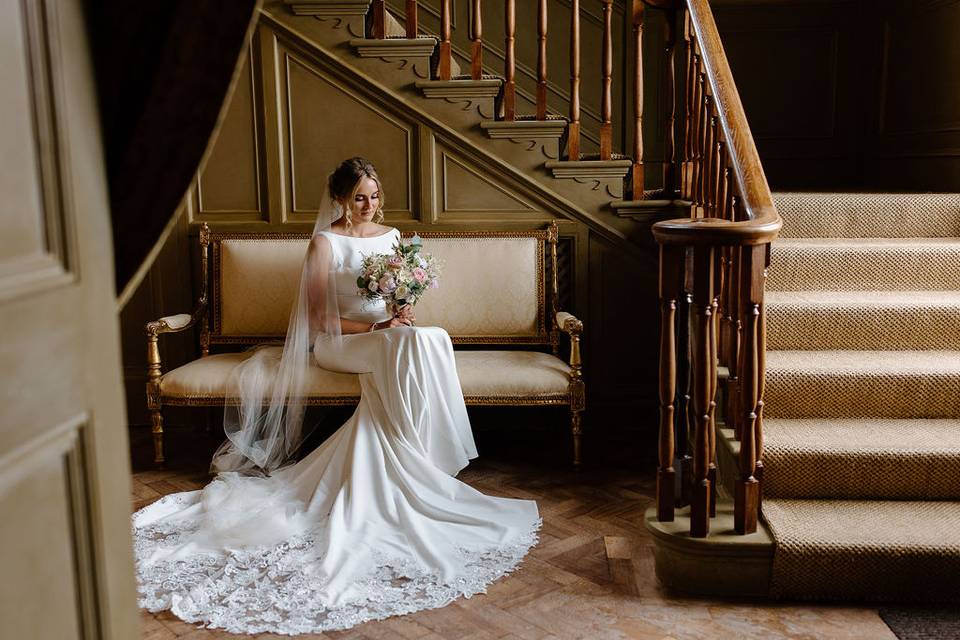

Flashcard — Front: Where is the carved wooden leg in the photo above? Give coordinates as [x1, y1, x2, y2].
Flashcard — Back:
[571, 409, 583, 469]
[150, 407, 165, 466]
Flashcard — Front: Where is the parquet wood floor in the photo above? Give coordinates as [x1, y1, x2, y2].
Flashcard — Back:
[131, 417, 896, 640]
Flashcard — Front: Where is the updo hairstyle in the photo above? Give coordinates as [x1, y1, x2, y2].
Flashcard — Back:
[328, 157, 385, 230]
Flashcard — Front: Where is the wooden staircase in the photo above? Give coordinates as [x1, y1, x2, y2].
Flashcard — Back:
[267, 0, 960, 603]
[270, 0, 687, 250]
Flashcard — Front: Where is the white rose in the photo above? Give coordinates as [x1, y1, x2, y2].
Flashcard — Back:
[395, 284, 409, 300]
[367, 280, 379, 292]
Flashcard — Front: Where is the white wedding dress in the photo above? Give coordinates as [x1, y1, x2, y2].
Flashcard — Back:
[133, 228, 541, 635]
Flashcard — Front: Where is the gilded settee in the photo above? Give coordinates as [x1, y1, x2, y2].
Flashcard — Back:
[146, 222, 585, 467]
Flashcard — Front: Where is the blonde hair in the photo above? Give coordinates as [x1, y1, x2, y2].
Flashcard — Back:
[328, 157, 385, 231]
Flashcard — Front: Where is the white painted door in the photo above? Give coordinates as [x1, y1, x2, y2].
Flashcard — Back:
[0, 0, 138, 638]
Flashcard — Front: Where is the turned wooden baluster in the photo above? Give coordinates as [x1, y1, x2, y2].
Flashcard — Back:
[708, 253, 720, 518]
[682, 15, 694, 198]
[503, 0, 516, 120]
[697, 92, 711, 215]
[755, 245, 770, 511]
[723, 244, 740, 434]
[406, 0, 418, 38]
[536, 0, 548, 120]
[471, 0, 483, 80]
[735, 243, 764, 534]
[663, 9, 677, 197]
[657, 244, 682, 521]
[371, 0, 386, 38]
[568, 0, 581, 160]
[439, 0, 452, 80]
[630, 1, 644, 199]
[676, 289, 694, 507]
[599, 0, 614, 160]
[690, 246, 715, 537]
[707, 115, 719, 218]
[689, 67, 703, 213]
[717, 148, 729, 220]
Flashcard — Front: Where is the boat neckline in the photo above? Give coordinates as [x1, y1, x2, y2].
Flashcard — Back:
[324, 228, 396, 239]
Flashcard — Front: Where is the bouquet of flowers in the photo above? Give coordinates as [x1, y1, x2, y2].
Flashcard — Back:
[356, 234, 442, 318]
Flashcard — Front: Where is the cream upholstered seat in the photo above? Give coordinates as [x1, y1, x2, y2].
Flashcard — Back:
[159, 348, 572, 403]
[146, 224, 584, 467]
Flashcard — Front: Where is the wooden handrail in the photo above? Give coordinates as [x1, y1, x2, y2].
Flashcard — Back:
[653, 0, 780, 242]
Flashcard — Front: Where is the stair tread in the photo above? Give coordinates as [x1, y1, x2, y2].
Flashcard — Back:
[763, 498, 960, 549]
[763, 498, 960, 600]
[766, 290, 960, 306]
[767, 350, 960, 373]
[771, 192, 960, 239]
[775, 237, 960, 247]
[764, 417, 960, 453]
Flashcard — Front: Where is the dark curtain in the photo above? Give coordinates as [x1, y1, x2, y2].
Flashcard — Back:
[84, 1, 260, 292]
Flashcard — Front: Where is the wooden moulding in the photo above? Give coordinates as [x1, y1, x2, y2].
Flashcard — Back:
[479, 119, 567, 140]
[415, 79, 502, 99]
[544, 159, 632, 180]
[284, 0, 371, 17]
[349, 38, 437, 60]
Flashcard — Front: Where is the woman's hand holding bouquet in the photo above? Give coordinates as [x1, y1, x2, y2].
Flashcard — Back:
[357, 234, 441, 327]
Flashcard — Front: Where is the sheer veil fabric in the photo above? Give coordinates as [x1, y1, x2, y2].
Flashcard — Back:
[132, 186, 541, 635]
[211, 187, 343, 475]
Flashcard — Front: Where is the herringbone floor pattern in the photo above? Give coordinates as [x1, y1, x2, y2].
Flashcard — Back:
[131, 420, 895, 640]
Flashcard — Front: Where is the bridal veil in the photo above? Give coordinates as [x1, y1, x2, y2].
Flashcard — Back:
[211, 184, 344, 475]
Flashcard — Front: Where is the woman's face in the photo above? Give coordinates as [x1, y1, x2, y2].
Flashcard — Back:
[344, 177, 380, 222]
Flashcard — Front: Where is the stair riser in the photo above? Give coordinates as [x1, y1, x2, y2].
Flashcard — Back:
[764, 371, 960, 419]
[768, 247, 960, 291]
[766, 305, 960, 350]
[762, 450, 960, 500]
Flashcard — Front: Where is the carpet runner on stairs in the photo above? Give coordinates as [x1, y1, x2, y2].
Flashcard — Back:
[758, 192, 960, 601]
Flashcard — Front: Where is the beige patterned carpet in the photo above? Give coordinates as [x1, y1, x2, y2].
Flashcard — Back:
[761, 193, 960, 601]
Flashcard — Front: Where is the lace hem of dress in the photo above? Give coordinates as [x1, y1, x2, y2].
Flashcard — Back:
[134, 496, 541, 636]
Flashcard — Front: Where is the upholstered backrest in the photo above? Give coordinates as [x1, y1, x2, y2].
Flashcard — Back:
[210, 230, 550, 345]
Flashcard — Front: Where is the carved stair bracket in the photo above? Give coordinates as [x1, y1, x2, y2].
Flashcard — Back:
[544, 159, 631, 198]
[481, 120, 567, 161]
[350, 38, 437, 78]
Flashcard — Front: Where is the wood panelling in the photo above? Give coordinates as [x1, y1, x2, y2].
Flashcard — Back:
[437, 142, 539, 217]
[587, 233, 658, 408]
[194, 41, 267, 221]
[0, 0, 74, 301]
[280, 44, 416, 221]
[713, 1, 865, 188]
[866, 0, 960, 189]
[713, 0, 960, 191]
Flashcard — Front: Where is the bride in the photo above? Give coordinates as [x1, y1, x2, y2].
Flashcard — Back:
[132, 157, 541, 635]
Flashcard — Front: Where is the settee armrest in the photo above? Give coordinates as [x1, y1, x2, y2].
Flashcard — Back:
[555, 311, 583, 335]
[146, 312, 196, 335]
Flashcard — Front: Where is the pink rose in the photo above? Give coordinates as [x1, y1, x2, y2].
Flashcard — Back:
[412, 267, 427, 284]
